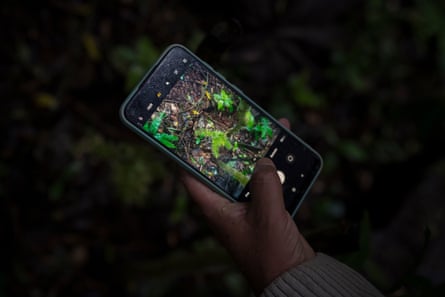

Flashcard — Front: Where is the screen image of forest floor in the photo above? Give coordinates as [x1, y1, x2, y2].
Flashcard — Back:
[143, 64, 279, 197]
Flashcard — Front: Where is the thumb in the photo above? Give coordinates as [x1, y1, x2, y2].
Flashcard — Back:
[248, 158, 286, 221]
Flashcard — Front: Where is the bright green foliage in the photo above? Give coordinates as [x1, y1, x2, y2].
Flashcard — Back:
[256, 118, 273, 139]
[213, 89, 234, 112]
[156, 133, 179, 149]
[243, 108, 274, 141]
[143, 112, 179, 149]
[195, 129, 233, 159]
[247, 117, 273, 141]
[144, 112, 164, 134]
[195, 135, 203, 145]
[218, 161, 249, 186]
[243, 108, 255, 129]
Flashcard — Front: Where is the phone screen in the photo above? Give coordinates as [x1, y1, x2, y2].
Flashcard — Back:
[144, 61, 281, 198]
[122, 45, 322, 214]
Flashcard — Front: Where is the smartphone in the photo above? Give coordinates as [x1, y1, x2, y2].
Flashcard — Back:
[120, 44, 322, 216]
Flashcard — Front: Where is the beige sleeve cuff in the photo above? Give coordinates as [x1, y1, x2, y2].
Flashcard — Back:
[261, 253, 384, 297]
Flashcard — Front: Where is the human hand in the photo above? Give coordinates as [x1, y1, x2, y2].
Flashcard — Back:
[181, 119, 315, 295]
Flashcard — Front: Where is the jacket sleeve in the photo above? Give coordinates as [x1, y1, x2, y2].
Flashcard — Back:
[261, 253, 385, 297]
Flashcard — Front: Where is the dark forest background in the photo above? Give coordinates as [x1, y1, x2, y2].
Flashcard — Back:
[1, 0, 445, 296]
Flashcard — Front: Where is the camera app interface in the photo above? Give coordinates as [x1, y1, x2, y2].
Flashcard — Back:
[143, 61, 280, 198]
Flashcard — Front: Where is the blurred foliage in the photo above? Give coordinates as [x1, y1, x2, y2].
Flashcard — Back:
[73, 131, 167, 206]
[337, 212, 388, 286]
[413, 0, 445, 72]
[126, 238, 247, 297]
[111, 37, 160, 91]
[288, 73, 325, 109]
[2, 0, 445, 296]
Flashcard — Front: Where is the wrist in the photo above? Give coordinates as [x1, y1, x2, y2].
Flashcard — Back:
[251, 233, 315, 295]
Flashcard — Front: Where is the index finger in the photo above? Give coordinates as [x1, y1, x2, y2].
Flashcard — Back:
[181, 171, 232, 219]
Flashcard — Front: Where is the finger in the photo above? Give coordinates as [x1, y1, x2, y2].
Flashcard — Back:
[278, 118, 290, 129]
[248, 158, 286, 221]
[181, 172, 232, 219]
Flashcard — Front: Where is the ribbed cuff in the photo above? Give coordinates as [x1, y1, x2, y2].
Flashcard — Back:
[261, 253, 384, 297]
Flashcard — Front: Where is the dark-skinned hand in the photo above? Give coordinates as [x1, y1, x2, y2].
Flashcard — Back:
[181, 119, 315, 295]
